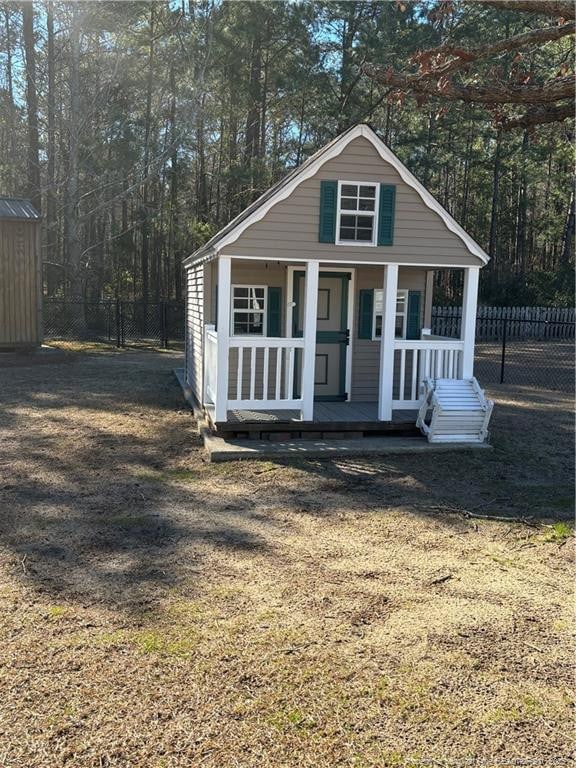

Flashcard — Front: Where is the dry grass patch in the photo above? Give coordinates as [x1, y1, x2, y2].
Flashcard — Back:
[0, 351, 573, 767]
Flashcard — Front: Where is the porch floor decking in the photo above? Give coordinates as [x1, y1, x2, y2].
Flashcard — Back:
[209, 402, 419, 426]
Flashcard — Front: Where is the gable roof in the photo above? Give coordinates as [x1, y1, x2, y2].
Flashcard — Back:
[184, 123, 489, 267]
[0, 196, 41, 221]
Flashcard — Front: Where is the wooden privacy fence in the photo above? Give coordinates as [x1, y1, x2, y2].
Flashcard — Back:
[432, 306, 575, 341]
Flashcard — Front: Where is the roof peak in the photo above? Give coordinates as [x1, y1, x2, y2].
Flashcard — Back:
[184, 123, 488, 267]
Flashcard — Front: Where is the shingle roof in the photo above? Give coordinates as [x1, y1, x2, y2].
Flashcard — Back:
[0, 197, 41, 221]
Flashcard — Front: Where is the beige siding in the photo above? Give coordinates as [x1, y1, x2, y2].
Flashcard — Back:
[220, 136, 480, 267]
[231, 261, 287, 324]
[351, 266, 427, 402]
[185, 263, 204, 403]
[0, 220, 42, 346]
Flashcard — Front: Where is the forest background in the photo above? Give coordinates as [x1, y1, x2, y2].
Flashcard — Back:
[0, 0, 574, 306]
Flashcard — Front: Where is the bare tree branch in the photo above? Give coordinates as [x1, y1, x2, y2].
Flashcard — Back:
[362, 1, 574, 128]
[361, 65, 574, 105]
[412, 22, 575, 81]
[500, 102, 574, 130]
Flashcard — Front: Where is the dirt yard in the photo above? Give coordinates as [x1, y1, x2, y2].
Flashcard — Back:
[0, 347, 573, 768]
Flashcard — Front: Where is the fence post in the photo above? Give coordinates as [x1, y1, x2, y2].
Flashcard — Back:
[115, 299, 121, 348]
[163, 301, 169, 349]
[106, 301, 112, 342]
[500, 317, 507, 384]
[160, 300, 168, 349]
[120, 301, 125, 347]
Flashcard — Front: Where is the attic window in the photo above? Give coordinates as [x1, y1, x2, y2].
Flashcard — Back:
[337, 182, 378, 245]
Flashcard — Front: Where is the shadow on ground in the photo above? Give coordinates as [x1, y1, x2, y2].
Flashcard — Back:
[0, 349, 572, 613]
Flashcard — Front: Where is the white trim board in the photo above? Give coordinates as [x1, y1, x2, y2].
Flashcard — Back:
[183, 123, 489, 269]
[205, 254, 481, 269]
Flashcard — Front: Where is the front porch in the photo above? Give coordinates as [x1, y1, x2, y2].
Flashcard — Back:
[200, 256, 479, 434]
[206, 401, 420, 440]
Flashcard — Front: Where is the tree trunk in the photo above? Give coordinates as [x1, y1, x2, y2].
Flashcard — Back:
[141, 3, 155, 309]
[227, 65, 239, 220]
[22, 1, 41, 212]
[244, 19, 262, 201]
[4, 7, 15, 193]
[168, 63, 182, 302]
[66, 5, 81, 298]
[46, 2, 57, 286]
[561, 190, 575, 266]
[515, 130, 529, 280]
[488, 132, 501, 258]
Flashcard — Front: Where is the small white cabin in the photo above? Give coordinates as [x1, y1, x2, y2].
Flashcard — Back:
[183, 124, 492, 444]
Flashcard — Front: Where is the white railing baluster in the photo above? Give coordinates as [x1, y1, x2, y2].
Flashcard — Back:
[435, 349, 442, 378]
[275, 347, 282, 400]
[399, 349, 406, 403]
[411, 349, 418, 402]
[236, 346, 243, 401]
[262, 347, 269, 401]
[287, 347, 295, 400]
[249, 347, 256, 401]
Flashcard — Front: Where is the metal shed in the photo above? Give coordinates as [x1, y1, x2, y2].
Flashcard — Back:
[0, 196, 42, 349]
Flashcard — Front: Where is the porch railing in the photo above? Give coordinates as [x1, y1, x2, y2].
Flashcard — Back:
[204, 325, 305, 415]
[204, 326, 218, 405]
[228, 337, 305, 409]
[393, 339, 465, 408]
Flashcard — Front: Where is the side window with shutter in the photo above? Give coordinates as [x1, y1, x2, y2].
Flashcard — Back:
[378, 184, 396, 246]
[267, 287, 282, 337]
[406, 291, 422, 340]
[319, 180, 337, 243]
[358, 289, 374, 339]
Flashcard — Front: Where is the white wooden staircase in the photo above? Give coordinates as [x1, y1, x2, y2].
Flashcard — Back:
[416, 377, 494, 444]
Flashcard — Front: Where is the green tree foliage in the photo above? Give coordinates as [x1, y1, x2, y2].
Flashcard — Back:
[0, 0, 573, 305]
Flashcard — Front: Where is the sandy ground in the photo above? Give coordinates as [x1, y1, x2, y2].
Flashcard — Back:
[0, 346, 573, 768]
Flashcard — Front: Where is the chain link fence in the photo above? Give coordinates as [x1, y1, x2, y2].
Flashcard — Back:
[43, 300, 573, 392]
[432, 308, 574, 391]
[43, 299, 184, 348]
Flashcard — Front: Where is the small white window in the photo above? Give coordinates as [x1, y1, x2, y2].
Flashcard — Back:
[231, 285, 267, 335]
[373, 289, 408, 340]
[337, 182, 379, 246]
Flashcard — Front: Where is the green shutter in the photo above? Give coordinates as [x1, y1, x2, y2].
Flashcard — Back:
[358, 289, 374, 339]
[319, 180, 337, 243]
[406, 291, 422, 340]
[377, 184, 396, 246]
[267, 287, 282, 337]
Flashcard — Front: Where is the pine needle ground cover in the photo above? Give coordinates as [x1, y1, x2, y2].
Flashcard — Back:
[0, 350, 572, 768]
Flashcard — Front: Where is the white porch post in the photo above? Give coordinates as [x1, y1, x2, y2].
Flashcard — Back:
[461, 266, 479, 378]
[300, 261, 319, 421]
[215, 256, 231, 421]
[378, 264, 399, 421]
